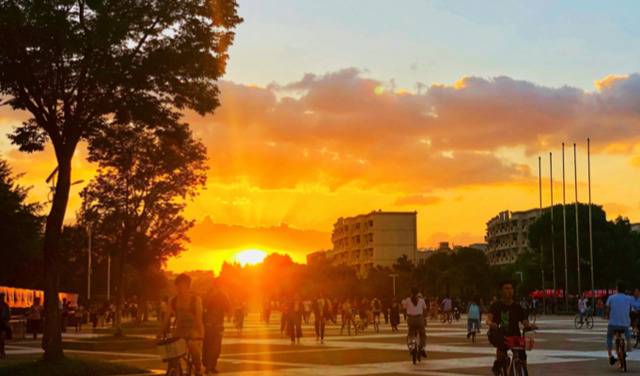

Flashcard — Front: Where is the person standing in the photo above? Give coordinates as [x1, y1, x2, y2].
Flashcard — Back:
[233, 301, 246, 336]
[0, 293, 10, 359]
[74, 304, 85, 333]
[26, 297, 43, 340]
[203, 279, 230, 375]
[60, 298, 70, 332]
[340, 299, 353, 336]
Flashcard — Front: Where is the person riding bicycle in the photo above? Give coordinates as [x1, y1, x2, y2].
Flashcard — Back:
[405, 287, 428, 358]
[605, 282, 638, 366]
[577, 293, 590, 324]
[158, 273, 205, 376]
[486, 280, 537, 376]
[467, 298, 481, 339]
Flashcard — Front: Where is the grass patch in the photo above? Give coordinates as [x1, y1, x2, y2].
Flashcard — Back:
[0, 357, 148, 376]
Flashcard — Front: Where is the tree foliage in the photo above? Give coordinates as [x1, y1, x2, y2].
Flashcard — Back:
[79, 121, 207, 334]
[528, 203, 640, 293]
[0, 159, 42, 287]
[0, 0, 241, 358]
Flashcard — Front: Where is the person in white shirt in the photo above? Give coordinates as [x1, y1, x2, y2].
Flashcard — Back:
[405, 287, 428, 358]
[577, 293, 589, 324]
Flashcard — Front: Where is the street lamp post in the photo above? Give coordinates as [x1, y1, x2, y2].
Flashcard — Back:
[389, 273, 399, 298]
[87, 225, 92, 301]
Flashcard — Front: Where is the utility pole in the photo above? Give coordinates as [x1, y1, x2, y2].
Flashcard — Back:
[550, 153, 557, 294]
[587, 138, 595, 308]
[389, 273, 399, 297]
[538, 156, 546, 314]
[562, 143, 569, 312]
[574, 143, 581, 298]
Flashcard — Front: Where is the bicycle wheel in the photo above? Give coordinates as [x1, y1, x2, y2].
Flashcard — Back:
[471, 331, 475, 343]
[574, 315, 583, 329]
[585, 315, 594, 329]
[509, 358, 528, 376]
[412, 348, 418, 364]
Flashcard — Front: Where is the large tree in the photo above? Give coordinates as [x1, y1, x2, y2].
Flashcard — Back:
[80, 121, 207, 335]
[0, 0, 241, 359]
[0, 159, 42, 287]
[528, 203, 640, 295]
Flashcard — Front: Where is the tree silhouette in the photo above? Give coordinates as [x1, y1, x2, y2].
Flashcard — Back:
[79, 121, 207, 336]
[0, 0, 241, 359]
[0, 159, 42, 287]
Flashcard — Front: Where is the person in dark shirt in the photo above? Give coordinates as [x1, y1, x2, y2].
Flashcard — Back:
[486, 280, 537, 375]
[202, 279, 230, 374]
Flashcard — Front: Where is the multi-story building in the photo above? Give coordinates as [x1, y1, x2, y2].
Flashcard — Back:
[306, 250, 327, 265]
[327, 211, 417, 275]
[485, 209, 539, 265]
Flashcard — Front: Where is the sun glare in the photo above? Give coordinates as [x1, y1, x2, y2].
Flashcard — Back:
[234, 249, 267, 266]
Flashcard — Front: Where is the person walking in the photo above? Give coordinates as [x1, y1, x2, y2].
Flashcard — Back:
[288, 297, 303, 344]
[340, 299, 353, 336]
[389, 298, 400, 332]
[26, 297, 43, 340]
[202, 279, 230, 375]
[313, 295, 331, 344]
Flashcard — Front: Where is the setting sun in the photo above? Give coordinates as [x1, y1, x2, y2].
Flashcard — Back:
[234, 249, 267, 266]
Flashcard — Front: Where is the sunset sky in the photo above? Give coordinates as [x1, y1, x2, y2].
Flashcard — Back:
[2, 1, 640, 272]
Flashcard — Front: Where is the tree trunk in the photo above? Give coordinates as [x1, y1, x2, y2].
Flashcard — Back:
[42, 154, 73, 361]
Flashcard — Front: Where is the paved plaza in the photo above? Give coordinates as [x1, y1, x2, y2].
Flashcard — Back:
[3, 313, 640, 375]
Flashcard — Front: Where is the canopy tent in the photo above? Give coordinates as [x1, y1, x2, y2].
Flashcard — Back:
[0, 285, 77, 308]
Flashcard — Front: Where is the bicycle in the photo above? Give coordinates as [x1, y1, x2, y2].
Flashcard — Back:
[354, 316, 368, 335]
[468, 319, 480, 344]
[528, 309, 537, 325]
[574, 311, 594, 329]
[613, 329, 628, 372]
[407, 328, 422, 364]
[441, 311, 452, 324]
[156, 336, 195, 376]
[633, 326, 639, 349]
[372, 315, 380, 333]
[495, 328, 535, 376]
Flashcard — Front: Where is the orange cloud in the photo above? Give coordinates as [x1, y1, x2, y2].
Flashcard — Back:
[4, 70, 640, 271]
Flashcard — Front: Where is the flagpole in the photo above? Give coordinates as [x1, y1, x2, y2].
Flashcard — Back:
[574, 143, 582, 298]
[539, 156, 546, 313]
[562, 143, 569, 312]
[587, 138, 595, 307]
[549, 153, 557, 300]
